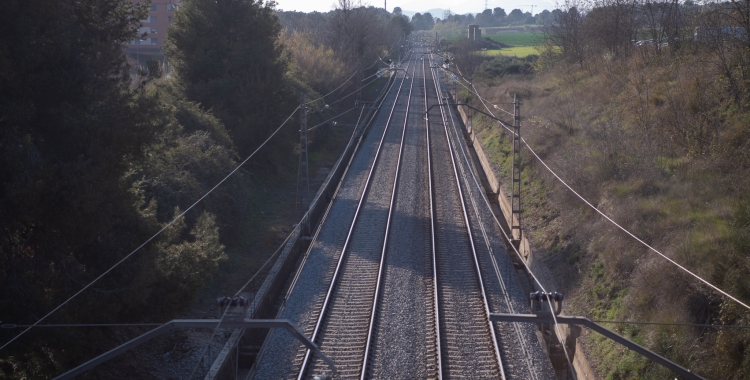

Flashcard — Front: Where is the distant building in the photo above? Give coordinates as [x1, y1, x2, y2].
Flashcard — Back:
[468, 24, 482, 40]
[127, 0, 180, 60]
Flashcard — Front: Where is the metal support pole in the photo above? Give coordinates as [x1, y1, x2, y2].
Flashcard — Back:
[489, 313, 705, 380]
[298, 94, 310, 234]
[511, 94, 522, 242]
[53, 319, 337, 380]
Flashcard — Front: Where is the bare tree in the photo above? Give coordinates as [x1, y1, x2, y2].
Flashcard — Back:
[546, 0, 589, 66]
[327, 0, 389, 68]
[451, 38, 484, 82]
[586, 0, 639, 58]
[700, 0, 750, 103]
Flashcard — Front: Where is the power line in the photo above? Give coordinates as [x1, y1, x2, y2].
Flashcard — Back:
[434, 58, 577, 380]
[1, 323, 163, 328]
[466, 78, 750, 313]
[592, 320, 750, 329]
[0, 106, 300, 353]
[305, 57, 387, 107]
[186, 226, 295, 380]
[187, 100, 376, 379]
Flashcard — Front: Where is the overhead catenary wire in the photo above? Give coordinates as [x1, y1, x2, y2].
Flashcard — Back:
[440, 58, 578, 379]
[186, 225, 296, 380]
[465, 78, 750, 313]
[435, 66, 540, 379]
[188, 84, 379, 379]
[305, 58, 383, 106]
[0, 106, 300, 353]
[328, 70, 390, 108]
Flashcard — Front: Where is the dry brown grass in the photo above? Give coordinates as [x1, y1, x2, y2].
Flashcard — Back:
[470, 47, 750, 378]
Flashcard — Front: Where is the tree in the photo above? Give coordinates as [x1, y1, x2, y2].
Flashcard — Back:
[536, 9, 553, 25]
[507, 8, 526, 24]
[421, 12, 436, 30]
[476, 9, 496, 26]
[393, 6, 402, 15]
[411, 12, 425, 29]
[164, 0, 294, 157]
[584, 0, 638, 57]
[389, 14, 413, 36]
[327, 0, 390, 67]
[452, 38, 484, 80]
[0, 0, 155, 326]
[545, 4, 587, 66]
[494, 7, 507, 18]
[0, 0, 231, 375]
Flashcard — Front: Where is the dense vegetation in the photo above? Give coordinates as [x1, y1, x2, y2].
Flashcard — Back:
[454, 0, 750, 378]
[0, 0, 402, 378]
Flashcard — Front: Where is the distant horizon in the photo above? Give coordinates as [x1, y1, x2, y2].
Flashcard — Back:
[273, 0, 555, 17]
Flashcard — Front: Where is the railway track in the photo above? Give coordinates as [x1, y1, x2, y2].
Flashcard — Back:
[251, 41, 555, 380]
[425, 51, 505, 379]
[428, 51, 556, 380]
[297, 51, 419, 379]
[364, 50, 438, 379]
[249, 50, 414, 379]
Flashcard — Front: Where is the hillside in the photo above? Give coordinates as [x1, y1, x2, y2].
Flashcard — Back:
[466, 42, 750, 378]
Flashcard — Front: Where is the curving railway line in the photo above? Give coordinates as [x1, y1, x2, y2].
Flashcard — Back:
[250, 42, 555, 380]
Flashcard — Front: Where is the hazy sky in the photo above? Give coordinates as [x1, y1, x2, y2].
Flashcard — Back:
[273, 0, 554, 16]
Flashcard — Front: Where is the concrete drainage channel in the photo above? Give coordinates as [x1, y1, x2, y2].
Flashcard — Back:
[204, 77, 395, 380]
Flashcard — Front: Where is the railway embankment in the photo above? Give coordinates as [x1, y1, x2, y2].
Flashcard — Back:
[459, 46, 750, 378]
[455, 103, 597, 379]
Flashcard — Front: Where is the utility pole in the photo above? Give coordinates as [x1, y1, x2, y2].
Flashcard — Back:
[298, 93, 310, 234]
[511, 94, 522, 244]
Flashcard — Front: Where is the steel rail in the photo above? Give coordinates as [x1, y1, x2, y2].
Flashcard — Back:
[296, 50, 415, 380]
[427, 53, 507, 380]
[435, 56, 541, 380]
[360, 50, 419, 380]
[422, 49, 444, 380]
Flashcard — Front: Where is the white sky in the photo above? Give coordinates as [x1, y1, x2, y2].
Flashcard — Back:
[273, 0, 555, 16]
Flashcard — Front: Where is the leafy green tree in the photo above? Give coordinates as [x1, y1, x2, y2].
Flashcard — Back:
[422, 12, 436, 30]
[411, 12, 424, 30]
[494, 7, 507, 18]
[476, 8, 495, 26]
[0, 1, 236, 377]
[0, 0, 153, 323]
[164, 0, 295, 157]
[507, 8, 525, 24]
[388, 14, 413, 36]
[411, 12, 435, 30]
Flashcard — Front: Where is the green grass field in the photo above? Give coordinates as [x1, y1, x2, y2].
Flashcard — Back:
[485, 32, 541, 46]
[480, 46, 539, 58]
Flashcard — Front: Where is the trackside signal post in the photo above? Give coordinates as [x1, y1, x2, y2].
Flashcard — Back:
[511, 94, 522, 243]
[298, 94, 310, 234]
[423, 96, 524, 245]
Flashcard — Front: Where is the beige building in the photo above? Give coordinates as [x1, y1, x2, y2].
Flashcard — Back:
[468, 24, 482, 41]
[127, 1, 180, 60]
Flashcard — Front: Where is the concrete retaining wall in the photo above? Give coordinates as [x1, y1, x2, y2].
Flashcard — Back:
[456, 105, 596, 380]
